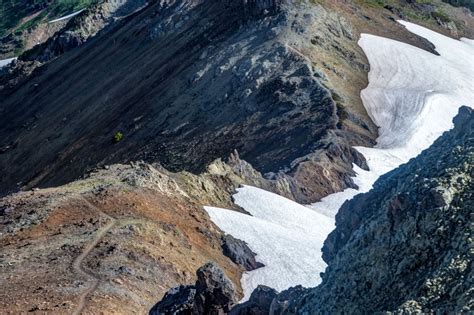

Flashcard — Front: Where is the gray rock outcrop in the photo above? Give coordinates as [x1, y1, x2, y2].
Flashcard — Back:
[287, 106, 473, 313]
[230, 286, 278, 315]
[221, 234, 264, 271]
[150, 262, 237, 314]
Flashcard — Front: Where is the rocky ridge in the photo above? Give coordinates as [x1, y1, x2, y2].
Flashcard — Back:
[0, 0, 379, 204]
[0, 155, 273, 313]
[226, 107, 473, 313]
[1, 0, 473, 204]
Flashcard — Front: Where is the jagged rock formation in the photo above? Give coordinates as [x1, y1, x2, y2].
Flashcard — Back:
[221, 234, 264, 271]
[149, 262, 237, 314]
[230, 285, 278, 315]
[255, 107, 473, 313]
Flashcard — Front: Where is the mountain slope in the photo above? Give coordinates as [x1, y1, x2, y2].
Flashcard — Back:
[1, 0, 472, 203]
[0, 159, 255, 313]
[0, 0, 473, 314]
[285, 106, 473, 313]
[0, 0, 376, 202]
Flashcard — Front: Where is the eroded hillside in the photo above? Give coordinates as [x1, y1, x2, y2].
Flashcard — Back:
[0, 0, 473, 314]
[1, 0, 472, 203]
[0, 159, 257, 313]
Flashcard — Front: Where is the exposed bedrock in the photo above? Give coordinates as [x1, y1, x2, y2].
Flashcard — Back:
[0, 0, 374, 202]
[234, 107, 473, 313]
[149, 262, 237, 315]
[221, 234, 264, 272]
[230, 285, 278, 315]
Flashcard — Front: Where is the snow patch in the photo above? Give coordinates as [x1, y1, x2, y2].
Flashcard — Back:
[49, 9, 85, 23]
[0, 57, 17, 68]
[206, 21, 474, 300]
[205, 186, 333, 300]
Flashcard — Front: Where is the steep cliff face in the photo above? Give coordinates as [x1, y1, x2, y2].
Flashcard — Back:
[285, 107, 473, 313]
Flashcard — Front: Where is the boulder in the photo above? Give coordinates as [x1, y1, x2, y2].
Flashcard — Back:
[149, 262, 236, 315]
[149, 285, 196, 314]
[221, 234, 264, 271]
[195, 262, 237, 314]
[230, 285, 278, 315]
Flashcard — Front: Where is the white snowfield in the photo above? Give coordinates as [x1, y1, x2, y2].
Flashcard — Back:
[205, 187, 334, 297]
[48, 9, 85, 23]
[0, 57, 17, 68]
[206, 21, 474, 300]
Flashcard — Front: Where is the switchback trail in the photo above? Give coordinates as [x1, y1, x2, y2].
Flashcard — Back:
[72, 197, 116, 315]
[71, 197, 150, 314]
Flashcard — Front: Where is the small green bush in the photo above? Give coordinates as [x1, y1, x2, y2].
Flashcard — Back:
[113, 131, 124, 143]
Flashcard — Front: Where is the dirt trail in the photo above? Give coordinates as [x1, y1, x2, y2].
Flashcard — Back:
[71, 198, 116, 315]
[71, 197, 150, 314]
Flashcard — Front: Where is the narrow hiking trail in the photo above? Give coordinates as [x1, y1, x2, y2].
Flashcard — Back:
[71, 197, 116, 315]
[71, 197, 148, 315]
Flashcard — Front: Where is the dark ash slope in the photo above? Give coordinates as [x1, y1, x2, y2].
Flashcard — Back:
[0, 0, 373, 199]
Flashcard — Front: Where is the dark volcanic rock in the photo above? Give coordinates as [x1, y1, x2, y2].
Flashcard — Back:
[150, 262, 236, 315]
[195, 262, 237, 314]
[242, 0, 282, 17]
[149, 285, 196, 314]
[268, 285, 306, 314]
[0, 0, 372, 203]
[221, 234, 264, 271]
[286, 106, 474, 313]
[230, 285, 278, 315]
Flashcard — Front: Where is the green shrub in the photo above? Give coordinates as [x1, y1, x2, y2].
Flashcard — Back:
[112, 131, 124, 143]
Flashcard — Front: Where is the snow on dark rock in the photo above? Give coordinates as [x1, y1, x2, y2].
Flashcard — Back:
[221, 234, 264, 271]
